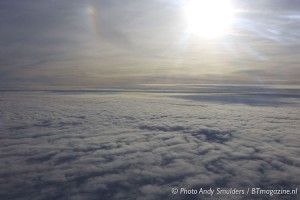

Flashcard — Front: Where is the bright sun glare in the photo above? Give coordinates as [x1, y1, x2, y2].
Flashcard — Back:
[185, 0, 235, 38]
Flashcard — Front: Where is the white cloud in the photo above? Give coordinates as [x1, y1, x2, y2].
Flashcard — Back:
[0, 91, 299, 199]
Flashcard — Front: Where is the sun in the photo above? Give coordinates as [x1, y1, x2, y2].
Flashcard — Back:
[184, 0, 235, 38]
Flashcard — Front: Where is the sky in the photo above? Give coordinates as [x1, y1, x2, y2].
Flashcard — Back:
[1, 1, 299, 199]
[1, 0, 300, 89]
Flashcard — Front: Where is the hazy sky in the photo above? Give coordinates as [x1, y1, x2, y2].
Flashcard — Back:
[1, 0, 300, 89]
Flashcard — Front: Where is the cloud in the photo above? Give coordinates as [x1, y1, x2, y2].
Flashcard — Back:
[234, 0, 300, 12]
[0, 90, 299, 200]
[173, 93, 300, 106]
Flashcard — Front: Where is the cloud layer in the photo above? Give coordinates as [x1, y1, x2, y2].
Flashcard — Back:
[0, 91, 299, 199]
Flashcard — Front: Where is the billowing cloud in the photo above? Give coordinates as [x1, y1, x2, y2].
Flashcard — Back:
[0, 89, 299, 199]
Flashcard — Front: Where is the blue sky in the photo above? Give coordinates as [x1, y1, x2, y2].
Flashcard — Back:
[1, 0, 300, 89]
